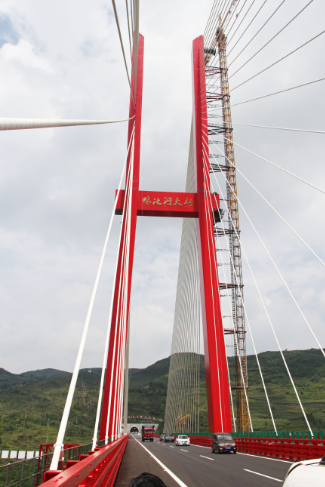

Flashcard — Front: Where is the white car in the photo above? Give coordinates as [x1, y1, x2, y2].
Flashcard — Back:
[176, 435, 190, 446]
[283, 457, 325, 486]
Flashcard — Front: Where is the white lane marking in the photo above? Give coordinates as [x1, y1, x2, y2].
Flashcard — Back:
[237, 452, 292, 464]
[180, 449, 188, 452]
[132, 436, 188, 487]
[190, 445, 292, 464]
[170, 446, 174, 448]
[200, 455, 214, 461]
[244, 469, 283, 482]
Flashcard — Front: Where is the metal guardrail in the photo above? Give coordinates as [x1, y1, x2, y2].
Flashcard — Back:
[159, 433, 325, 461]
[0, 441, 106, 487]
[42, 435, 128, 487]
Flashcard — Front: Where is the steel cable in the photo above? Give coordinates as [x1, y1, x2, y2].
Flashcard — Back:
[229, 0, 314, 79]
[208, 143, 313, 434]
[231, 29, 325, 91]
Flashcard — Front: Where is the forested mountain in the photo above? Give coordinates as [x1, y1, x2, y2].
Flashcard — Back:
[0, 349, 324, 450]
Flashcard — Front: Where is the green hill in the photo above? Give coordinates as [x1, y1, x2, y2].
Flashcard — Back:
[0, 349, 324, 451]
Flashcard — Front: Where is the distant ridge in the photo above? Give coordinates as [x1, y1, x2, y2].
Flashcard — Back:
[0, 348, 324, 451]
[21, 368, 71, 379]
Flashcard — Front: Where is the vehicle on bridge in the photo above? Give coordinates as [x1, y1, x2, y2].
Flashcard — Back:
[283, 456, 324, 486]
[142, 425, 154, 442]
[164, 434, 175, 443]
[211, 433, 236, 453]
[159, 434, 165, 441]
[176, 435, 190, 446]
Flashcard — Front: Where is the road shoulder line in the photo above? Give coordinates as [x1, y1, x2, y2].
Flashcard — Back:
[132, 436, 188, 487]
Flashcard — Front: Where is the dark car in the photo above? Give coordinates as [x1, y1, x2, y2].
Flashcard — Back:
[159, 435, 165, 442]
[164, 434, 175, 442]
[211, 433, 236, 453]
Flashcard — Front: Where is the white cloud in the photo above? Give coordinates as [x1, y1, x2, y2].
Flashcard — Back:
[1, 39, 53, 72]
[0, 0, 325, 375]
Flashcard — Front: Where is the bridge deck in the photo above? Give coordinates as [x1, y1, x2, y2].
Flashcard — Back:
[115, 436, 180, 486]
[116, 435, 291, 486]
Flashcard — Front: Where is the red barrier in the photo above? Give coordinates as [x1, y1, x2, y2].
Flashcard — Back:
[158, 434, 325, 461]
[234, 437, 325, 462]
[41, 435, 128, 487]
[188, 436, 211, 447]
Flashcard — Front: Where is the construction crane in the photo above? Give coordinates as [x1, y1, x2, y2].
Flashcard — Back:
[175, 408, 190, 433]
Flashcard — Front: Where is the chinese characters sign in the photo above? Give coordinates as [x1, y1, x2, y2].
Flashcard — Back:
[115, 190, 219, 219]
[142, 195, 194, 207]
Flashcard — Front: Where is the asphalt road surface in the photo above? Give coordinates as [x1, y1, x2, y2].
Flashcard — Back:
[132, 434, 292, 486]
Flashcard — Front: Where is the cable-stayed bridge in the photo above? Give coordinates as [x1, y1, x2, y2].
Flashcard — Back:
[1, 0, 325, 485]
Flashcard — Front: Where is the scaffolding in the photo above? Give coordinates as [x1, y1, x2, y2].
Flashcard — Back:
[205, 22, 250, 433]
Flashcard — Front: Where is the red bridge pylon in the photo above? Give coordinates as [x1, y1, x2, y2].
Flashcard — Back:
[99, 34, 232, 439]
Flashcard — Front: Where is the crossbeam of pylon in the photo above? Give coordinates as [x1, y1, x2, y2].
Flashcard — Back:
[99, 33, 144, 442]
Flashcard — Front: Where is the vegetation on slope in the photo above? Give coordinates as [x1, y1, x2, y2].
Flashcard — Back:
[0, 349, 324, 450]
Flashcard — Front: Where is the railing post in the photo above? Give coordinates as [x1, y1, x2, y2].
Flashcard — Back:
[20, 460, 25, 487]
[4, 463, 10, 487]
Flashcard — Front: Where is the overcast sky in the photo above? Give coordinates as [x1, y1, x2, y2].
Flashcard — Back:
[0, 0, 324, 374]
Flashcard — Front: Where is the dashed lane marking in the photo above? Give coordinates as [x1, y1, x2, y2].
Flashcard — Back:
[244, 469, 283, 482]
[238, 452, 292, 464]
[180, 449, 188, 452]
[190, 445, 292, 464]
[200, 455, 214, 461]
[170, 446, 174, 448]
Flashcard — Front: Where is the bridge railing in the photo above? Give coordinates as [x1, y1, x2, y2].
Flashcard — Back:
[41, 435, 128, 486]
[0, 441, 107, 487]
[158, 431, 325, 461]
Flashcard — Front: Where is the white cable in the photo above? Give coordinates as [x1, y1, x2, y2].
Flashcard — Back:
[110, 134, 134, 439]
[125, 0, 133, 59]
[227, 133, 325, 193]
[225, 0, 250, 39]
[213, 207, 238, 432]
[106, 140, 134, 441]
[114, 163, 133, 438]
[229, 77, 325, 108]
[209, 137, 325, 360]
[91, 130, 134, 450]
[133, 0, 140, 99]
[208, 128, 325, 268]
[226, 0, 257, 48]
[209, 143, 313, 434]
[49, 129, 134, 471]
[231, 29, 325, 92]
[0, 117, 134, 131]
[211, 183, 276, 433]
[111, 0, 135, 106]
[203, 144, 253, 431]
[227, 0, 269, 59]
[208, 155, 277, 433]
[229, 0, 313, 76]
[232, 122, 325, 136]
[227, 0, 286, 61]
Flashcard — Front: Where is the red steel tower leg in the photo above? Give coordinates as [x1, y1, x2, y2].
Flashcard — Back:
[192, 36, 232, 432]
[99, 34, 144, 441]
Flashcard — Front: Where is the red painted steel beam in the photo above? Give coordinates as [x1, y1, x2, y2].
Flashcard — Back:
[99, 34, 144, 441]
[192, 35, 232, 432]
[115, 189, 219, 218]
[41, 436, 128, 487]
